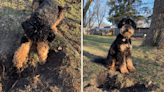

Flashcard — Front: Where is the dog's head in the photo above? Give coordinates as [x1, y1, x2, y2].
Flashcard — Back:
[21, 20, 55, 42]
[118, 18, 136, 38]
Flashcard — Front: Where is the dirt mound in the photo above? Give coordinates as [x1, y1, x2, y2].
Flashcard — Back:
[58, 20, 81, 54]
[0, 44, 80, 92]
[84, 70, 158, 92]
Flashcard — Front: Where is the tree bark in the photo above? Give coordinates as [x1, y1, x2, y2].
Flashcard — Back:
[142, 0, 164, 49]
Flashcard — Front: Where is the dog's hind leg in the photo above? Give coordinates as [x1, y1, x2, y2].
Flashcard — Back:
[51, 6, 67, 34]
[118, 55, 129, 74]
[126, 56, 136, 72]
[37, 41, 49, 65]
[108, 58, 116, 71]
[12, 41, 32, 70]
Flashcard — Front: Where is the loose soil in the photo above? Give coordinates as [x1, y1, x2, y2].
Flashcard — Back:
[0, 46, 80, 92]
[84, 70, 158, 92]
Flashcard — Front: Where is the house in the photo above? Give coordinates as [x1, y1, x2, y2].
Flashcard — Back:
[83, 27, 113, 35]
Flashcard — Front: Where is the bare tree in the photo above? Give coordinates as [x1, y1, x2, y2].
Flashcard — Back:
[83, 0, 94, 19]
[83, 6, 97, 28]
[100, 22, 110, 28]
[142, 0, 164, 49]
[88, 9, 97, 28]
[84, 0, 107, 28]
[94, 0, 107, 27]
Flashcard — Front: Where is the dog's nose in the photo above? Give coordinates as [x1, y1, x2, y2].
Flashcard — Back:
[126, 29, 128, 32]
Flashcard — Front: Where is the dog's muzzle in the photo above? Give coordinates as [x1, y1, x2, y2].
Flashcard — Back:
[125, 29, 128, 32]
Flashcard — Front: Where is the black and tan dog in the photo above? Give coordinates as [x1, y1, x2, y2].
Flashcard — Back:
[94, 18, 136, 74]
[12, 0, 71, 70]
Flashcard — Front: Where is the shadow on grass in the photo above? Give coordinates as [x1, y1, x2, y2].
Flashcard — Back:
[84, 35, 115, 45]
[83, 50, 106, 60]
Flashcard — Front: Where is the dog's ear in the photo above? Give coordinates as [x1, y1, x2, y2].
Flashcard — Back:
[127, 18, 136, 29]
[131, 19, 136, 29]
[118, 18, 126, 28]
[21, 20, 33, 31]
[21, 20, 36, 40]
[21, 36, 29, 44]
[47, 29, 56, 42]
[21, 21, 26, 29]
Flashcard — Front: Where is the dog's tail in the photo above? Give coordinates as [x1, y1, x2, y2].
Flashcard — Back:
[93, 58, 106, 66]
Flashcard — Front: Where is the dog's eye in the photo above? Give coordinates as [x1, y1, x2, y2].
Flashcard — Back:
[129, 22, 132, 25]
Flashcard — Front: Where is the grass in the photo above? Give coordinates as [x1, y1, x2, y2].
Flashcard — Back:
[0, 0, 33, 10]
[56, 0, 81, 24]
[83, 35, 164, 91]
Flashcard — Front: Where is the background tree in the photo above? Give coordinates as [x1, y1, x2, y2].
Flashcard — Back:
[83, 0, 94, 19]
[84, 0, 107, 28]
[94, 0, 107, 27]
[142, 0, 164, 49]
[83, 2, 98, 28]
[84, 8, 97, 28]
[107, 0, 147, 25]
[100, 22, 110, 27]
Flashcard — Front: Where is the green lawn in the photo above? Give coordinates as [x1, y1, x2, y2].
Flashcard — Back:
[83, 35, 164, 91]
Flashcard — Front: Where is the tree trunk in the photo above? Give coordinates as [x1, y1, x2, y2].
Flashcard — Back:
[142, 0, 164, 49]
[83, 0, 94, 19]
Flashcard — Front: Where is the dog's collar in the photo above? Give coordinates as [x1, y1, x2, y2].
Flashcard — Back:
[122, 37, 130, 48]
[122, 37, 129, 42]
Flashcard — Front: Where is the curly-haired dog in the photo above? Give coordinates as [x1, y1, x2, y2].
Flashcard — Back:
[94, 18, 136, 74]
[31, 0, 71, 34]
[12, 0, 70, 70]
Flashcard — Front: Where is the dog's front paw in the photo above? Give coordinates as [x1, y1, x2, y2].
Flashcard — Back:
[110, 67, 116, 71]
[121, 70, 129, 74]
[129, 67, 136, 73]
[120, 68, 129, 74]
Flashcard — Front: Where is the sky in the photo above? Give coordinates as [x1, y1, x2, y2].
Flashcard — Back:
[87, 0, 155, 27]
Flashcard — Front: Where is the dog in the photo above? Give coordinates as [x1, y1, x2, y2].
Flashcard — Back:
[12, 0, 70, 70]
[94, 18, 136, 74]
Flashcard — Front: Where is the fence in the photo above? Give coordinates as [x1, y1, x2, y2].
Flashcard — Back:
[111, 28, 149, 37]
[83, 28, 113, 36]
